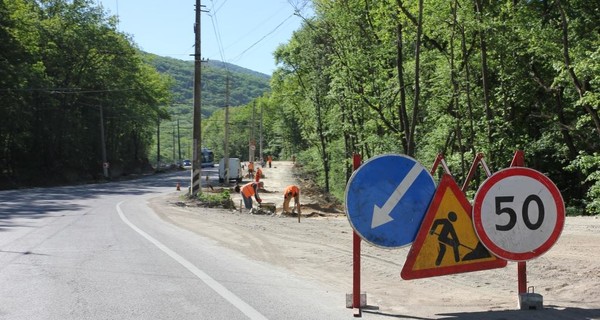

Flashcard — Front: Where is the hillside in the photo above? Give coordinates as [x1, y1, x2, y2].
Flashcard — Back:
[144, 53, 271, 116]
[143, 53, 272, 164]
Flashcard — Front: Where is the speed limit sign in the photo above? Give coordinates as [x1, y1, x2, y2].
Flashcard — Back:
[473, 167, 565, 261]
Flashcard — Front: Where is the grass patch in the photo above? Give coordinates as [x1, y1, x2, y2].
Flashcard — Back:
[182, 189, 235, 209]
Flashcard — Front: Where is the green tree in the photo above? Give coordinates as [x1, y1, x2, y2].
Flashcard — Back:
[0, 0, 171, 187]
[266, 0, 599, 214]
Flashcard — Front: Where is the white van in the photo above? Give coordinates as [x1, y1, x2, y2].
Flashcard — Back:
[218, 157, 243, 183]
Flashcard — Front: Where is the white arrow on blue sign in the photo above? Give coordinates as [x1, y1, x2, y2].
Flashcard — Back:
[345, 154, 436, 248]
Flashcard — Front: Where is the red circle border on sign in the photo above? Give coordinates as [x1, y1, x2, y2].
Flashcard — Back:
[473, 167, 565, 261]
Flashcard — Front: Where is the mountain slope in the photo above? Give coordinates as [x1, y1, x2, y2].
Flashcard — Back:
[145, 53, 271, 116]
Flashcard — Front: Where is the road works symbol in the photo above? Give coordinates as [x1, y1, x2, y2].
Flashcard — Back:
[473, 167, 565, 261]
[345, 154, 436, 248]
[401, 174, 507, 280]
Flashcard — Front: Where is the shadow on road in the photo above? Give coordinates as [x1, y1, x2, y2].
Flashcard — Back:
[0, 170, 192, 227]
[363, 305, 600, 320]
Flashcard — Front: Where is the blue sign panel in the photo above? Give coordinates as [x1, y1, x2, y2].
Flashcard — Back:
[345, 154, 436, 248]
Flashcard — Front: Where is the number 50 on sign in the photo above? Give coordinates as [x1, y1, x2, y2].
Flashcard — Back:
[473, 167, 565, 262]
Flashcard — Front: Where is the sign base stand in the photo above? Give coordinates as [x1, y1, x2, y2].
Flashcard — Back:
[518, 287, 543, 310]
[345, 292, 367, 308]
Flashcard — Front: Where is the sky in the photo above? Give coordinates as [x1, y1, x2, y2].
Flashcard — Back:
[96, 0, 312, 75]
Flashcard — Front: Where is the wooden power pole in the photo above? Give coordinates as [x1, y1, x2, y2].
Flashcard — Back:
[191, 0, 203, 196]
[224, 75, 230, 182]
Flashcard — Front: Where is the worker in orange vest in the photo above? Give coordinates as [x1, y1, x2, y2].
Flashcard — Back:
[283, 185, 301, 214]
[240, 181, 263, 210]
[267, 155, 272, 168]
[248, 161, 255, 178]
[255, 166, 263, 182]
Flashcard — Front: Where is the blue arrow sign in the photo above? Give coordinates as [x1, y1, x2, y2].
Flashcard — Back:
[345, 154, 436, 248]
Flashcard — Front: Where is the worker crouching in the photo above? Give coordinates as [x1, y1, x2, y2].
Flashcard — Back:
[283, 185, 301, 214]
[239, 181, 263, 211]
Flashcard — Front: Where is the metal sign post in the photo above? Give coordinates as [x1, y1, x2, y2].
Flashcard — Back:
[351, 154, 362, 317]
[509, 151, 527, 295]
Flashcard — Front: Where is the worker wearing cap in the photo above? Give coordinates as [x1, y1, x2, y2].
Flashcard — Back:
[283, 185, 301, 214]
[240, 181, 263, 210]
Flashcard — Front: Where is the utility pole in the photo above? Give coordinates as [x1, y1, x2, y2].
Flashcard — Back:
[156, 117, 161, 171]
[99, 105, 109, 178]
[177, 119, 182, 164]
[191, 0, 204, 196]
[250, 101, 256, 163]
[172, 123, 176, 164]
[259, 103, 263, 163]
[224, 75, 230, 182]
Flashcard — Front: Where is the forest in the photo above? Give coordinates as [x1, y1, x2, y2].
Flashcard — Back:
[1, 0, 173, 187]
[201, 0, 599, 215]
[0, 0, 270, 188]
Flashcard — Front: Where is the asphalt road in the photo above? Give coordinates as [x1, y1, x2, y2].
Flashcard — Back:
[0, 170, 356, 320]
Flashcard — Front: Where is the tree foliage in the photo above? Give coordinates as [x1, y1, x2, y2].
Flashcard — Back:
[0, 0, 273, 187]
[0, 0, 170, 187]
[203, 0, 599, 214]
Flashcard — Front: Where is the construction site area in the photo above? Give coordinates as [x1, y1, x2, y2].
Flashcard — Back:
[149, 160, 600, 319]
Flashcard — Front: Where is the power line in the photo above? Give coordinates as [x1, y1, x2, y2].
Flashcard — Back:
[223, 3, 289, 53]
[207, 7, 227, 67]
[212, 0, 230, 15]
[204, 2, 302, 67]
[230, 13, 295, 63]
[208, 0, 232, 82]
[286, 0, 311, 15]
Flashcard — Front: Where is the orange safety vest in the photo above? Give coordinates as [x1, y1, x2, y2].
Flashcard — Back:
[284, 185, 299, 198]
[241, 182, 258, 197]
[255, 168, 262, 182]
[248, 162, 254, 171]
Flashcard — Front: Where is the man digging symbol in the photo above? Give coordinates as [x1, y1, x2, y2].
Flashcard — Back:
[430, 211, 461, 266]
[429, 211, 492, 266]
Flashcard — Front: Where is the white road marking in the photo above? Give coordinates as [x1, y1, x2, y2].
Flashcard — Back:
[117, 201, 268, 320]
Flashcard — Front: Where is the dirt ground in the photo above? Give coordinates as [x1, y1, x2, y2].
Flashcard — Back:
[151, 161, 600, 319]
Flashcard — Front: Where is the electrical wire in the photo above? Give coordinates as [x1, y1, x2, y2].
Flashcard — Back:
[209, 14, 226, 63]
[208, 0, 230, 75]
[205, 1, 304, 68]
[212, 0, 230, 15]
[223, 3, 288, 52]
[229, 13, 294, 64]
[286, 0, 310, 15]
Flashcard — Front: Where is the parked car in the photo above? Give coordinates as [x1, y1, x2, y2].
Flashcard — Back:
[182, 159, 192, 167]
[218, 158, 242, 183]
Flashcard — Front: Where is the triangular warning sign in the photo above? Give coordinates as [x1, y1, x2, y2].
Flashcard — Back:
[401, 174, 507, 280]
